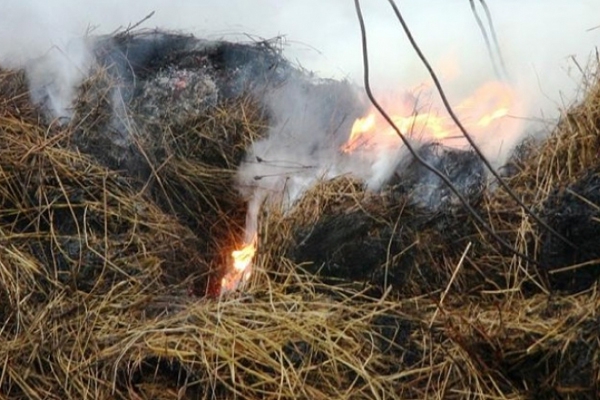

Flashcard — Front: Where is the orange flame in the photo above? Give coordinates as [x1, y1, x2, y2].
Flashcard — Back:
[220, 236, 257, 295]
[232, 241, 256, 274]
[343, 81, 517, 152]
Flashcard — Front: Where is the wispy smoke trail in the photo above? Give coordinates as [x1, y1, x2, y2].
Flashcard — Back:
[1, 0, 598, 119]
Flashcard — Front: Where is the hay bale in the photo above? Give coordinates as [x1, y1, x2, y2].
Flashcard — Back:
[251, 65, 600, 398]
[1, 28, 600, 400]
[67, 32, 292, 281]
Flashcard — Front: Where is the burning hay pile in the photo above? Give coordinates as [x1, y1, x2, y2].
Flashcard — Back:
[0, 30, 599, 399]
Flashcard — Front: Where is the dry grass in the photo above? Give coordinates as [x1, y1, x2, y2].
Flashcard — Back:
[0, 57, 598, 400]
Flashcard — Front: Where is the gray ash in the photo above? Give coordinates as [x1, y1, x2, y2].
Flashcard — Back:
[392, 142, 486, 212]
[134, 67, 218, 125]
[92, 31, 296, 103]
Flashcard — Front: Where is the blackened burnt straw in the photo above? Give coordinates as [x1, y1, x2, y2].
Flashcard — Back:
[384, 0, 577, 251]
[352, 0, 553, 269]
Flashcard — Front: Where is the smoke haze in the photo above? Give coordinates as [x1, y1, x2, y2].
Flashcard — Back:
[2, 1, 599, 110]
[1, 0, 599, 204]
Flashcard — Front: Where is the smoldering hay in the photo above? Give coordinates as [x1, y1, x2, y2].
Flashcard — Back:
[1, 1, 599, 123]
[1, 44, 600, 398]
[0, 3, 599, 400]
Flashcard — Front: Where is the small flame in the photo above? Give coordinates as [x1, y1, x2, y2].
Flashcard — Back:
[220, 236, 257, 295]
[350, 114, 377, 143]
[342, 80, 517, 153]
[232, 240, 257, 274]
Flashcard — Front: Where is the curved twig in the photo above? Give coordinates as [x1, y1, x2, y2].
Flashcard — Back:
[479, 0, 509, 79]
[353, 0, 542, 267]
[469, 0, 503, 79]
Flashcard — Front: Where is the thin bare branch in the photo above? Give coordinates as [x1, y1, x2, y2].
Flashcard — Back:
[353, 0, 542, 267]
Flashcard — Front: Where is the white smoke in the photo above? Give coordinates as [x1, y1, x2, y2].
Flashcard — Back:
[1, 1, 598, 114]
[236, 78, 359, 209]
[0, 0, 599, 203]
[23, 39, 92, 119]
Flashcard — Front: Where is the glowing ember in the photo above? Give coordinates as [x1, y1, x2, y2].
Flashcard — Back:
[220, 236, 257, 295]
[343, 81, 517, 153]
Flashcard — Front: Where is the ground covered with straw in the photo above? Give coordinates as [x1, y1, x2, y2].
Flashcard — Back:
[0, 34, 599, 399]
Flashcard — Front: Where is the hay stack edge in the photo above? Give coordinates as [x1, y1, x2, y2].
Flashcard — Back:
[0, 31, 598, 399]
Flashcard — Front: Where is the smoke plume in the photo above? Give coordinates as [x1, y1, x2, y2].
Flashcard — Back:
[1, 0, 599, 204]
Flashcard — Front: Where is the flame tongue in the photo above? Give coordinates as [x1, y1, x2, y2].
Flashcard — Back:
[219, 194, 264, 296]
[342, 80, 517, 153]
[220, 235, 257, 295]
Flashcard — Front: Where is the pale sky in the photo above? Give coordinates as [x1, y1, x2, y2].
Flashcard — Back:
[1, 0, 599, 116]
